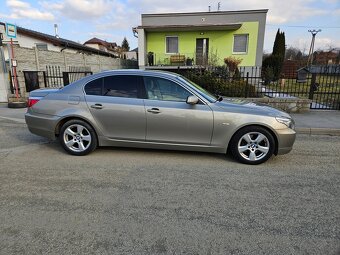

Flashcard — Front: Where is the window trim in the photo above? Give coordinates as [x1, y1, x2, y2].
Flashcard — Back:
[165, 36, 179, 54]
[232, 34, 249, 54]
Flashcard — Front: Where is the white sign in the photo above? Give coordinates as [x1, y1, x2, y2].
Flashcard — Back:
[6, 23, 17, 38]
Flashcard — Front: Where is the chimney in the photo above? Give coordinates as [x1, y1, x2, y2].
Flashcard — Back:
[54, 24, 59, 38]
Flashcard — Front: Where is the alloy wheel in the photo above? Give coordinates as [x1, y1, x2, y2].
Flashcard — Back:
[63, 124, 92, 152]
[237, 132, 270, 162]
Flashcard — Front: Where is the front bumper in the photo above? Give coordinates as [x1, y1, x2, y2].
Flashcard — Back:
[25, 112, 60, 140]
[275, 128, 296, 155]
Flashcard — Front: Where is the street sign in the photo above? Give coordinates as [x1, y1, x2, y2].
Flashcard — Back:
[6, 23, 17, 38]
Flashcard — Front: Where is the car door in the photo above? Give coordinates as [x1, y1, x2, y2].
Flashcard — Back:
[84, 75, 146, 141]
[143, 76, 213, 145]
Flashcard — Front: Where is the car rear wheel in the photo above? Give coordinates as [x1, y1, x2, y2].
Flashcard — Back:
[59, 120, 97, 156]
[229, 126, 275, 165]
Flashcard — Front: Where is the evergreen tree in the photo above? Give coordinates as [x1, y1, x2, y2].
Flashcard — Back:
[271, 29, 286, 80]
[121, 37, 130, 51]
[273, 29, 286, 57]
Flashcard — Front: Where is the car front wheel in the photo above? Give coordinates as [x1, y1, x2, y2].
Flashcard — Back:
[230, 126, 275, 165]
[59, 120, 97, 156]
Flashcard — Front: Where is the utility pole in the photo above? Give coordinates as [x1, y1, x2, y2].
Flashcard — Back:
[307, 29, 321, 66]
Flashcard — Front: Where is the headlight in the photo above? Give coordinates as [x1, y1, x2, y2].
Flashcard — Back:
[276, 117, 295, 129]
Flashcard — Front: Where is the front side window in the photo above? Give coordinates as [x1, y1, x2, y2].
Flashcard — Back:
[233, 34, 248, 54]
[144, 77, 191, 102]
[166, 36, 178, 54]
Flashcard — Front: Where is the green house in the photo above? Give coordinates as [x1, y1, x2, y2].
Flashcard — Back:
[134, 9, 267, 70]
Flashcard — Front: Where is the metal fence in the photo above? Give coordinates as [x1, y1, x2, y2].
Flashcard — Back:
[181, 65, 340, 110]
[23, 66, 93, 92]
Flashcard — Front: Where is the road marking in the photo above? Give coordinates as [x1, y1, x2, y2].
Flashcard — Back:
[0, 116, 26, 124]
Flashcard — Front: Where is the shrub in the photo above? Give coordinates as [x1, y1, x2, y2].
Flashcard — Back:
[262, 55, 282, 82]
[185, 69, 257, 98]
[224, 57, 242, 73]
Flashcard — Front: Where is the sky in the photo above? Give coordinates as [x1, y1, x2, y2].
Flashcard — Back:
[0, 0, 339, 53]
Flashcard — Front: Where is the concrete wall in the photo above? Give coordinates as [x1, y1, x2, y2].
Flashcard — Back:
[244, 97, 311, 113]
[6, 45, 137, 99]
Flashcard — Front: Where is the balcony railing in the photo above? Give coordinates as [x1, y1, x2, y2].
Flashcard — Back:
[146, 52, 208, 67]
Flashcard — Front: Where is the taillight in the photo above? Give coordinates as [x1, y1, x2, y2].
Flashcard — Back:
[27, 97, 42, 107]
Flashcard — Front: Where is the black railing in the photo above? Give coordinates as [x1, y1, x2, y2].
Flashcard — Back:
[21, 66, 93, 94]
[44, 65, 92, 88]
[181, 65, 340, 110]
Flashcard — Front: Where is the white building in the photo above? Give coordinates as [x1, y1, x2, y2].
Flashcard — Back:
[0, 22, 116, 102]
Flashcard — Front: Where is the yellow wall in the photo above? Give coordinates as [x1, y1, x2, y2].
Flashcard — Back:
[146, 22, 259, 66]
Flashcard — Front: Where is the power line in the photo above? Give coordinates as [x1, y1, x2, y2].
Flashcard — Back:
[266, 24, 340, 29]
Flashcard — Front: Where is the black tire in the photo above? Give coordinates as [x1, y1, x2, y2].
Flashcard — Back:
[59, 119, 97, 156]
[229, 126, 275, 165]
[8, 101, 27, 108]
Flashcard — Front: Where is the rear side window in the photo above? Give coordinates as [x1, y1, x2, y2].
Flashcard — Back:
[103, 75, 141, 98]
[85, 78, 103, 95]
[84, 75, 143, 98]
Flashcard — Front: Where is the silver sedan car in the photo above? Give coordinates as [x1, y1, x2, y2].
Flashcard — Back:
[25, 69, 296, 164]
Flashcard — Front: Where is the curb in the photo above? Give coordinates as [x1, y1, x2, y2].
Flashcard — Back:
[295, 127, 340, 136]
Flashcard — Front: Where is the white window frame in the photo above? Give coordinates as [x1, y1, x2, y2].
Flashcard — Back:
[165, 36, 179, 54]
[35, 43, 48, 51]
[232, 34, 249, 54]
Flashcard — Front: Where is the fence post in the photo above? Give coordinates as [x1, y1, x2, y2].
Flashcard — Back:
[309, 73, 316, 100]
[43, 71, 47, 87]
[62, 72, 70, 86]
[245, 72, 249, 98]
[34, 47, 40, 71]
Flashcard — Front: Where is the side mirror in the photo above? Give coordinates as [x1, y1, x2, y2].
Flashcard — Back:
[186, 95, 199, 105]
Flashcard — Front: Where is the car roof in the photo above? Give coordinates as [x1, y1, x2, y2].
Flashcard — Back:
[99, 69, 180, 78]
[63, 69, 182, 92]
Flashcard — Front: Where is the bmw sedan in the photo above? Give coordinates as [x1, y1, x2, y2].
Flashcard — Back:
[25, 69, 296, 164]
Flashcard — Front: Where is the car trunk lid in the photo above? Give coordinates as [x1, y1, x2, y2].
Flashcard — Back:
[27, 89, 60, 108]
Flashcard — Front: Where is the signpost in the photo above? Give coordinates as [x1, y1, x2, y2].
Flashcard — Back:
[6, 23, 19, 99]
[6, 23, 17, 38]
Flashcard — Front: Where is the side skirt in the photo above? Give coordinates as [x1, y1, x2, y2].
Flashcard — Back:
[98, 136, 226, 154]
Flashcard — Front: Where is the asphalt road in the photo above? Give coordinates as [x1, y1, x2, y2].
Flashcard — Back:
[0, 116, 339, 255]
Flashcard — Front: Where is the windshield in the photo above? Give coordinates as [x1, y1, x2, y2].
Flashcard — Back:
[177, 76, 217, 103]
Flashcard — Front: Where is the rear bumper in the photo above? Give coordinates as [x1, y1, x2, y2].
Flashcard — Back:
[25, 112, 60, 140]
[276, 128, 296, 155]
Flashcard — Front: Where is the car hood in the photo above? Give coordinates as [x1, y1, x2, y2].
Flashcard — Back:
[215, 98, 292, 118]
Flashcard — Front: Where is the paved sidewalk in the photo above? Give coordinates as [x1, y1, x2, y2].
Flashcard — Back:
[1, 103, 340, 135]
[291, 111, 340, 136]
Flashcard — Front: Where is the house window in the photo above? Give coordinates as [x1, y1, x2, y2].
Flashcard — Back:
[233, 34, 248, 54]
[166, 36, 178, 54]
[36, 43, 48, 51]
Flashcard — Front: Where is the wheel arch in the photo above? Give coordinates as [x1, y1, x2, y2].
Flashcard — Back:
[55, 116, 99, 145]
[227, 124, 279, 155]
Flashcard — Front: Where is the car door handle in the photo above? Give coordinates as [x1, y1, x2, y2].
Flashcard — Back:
[147, 108, 161, 114]
[90, 103, 103, 109]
